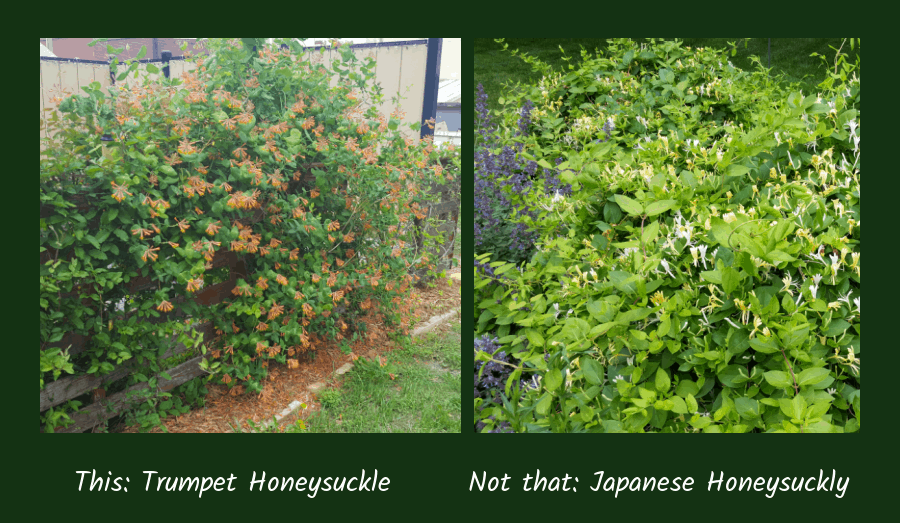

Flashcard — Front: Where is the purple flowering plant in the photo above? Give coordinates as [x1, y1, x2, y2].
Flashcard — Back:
[475, 38, 861, 433]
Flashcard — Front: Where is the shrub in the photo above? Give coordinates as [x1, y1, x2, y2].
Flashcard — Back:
[40, 38, 451, 432]
[475, 38, 860, 433]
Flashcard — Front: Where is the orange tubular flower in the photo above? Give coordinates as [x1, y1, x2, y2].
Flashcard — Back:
[268, 302, 285, 320]
[142, 246, 161, 262]
[311, 273, 321, 283]
[111, 182, 133, 202]
[186, 278, 203, 293]
[132, 227, 153, 240]
[205, 221, 222, 236]
[157, 300, 174, 312]
[256, 277, 269, 290]
[276, 274, 288, 286]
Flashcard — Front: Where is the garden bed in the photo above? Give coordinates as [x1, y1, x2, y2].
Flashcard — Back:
[117, 271, 460, 433]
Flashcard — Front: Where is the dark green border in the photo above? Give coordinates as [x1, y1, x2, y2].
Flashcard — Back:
[26, 37, 885, 519]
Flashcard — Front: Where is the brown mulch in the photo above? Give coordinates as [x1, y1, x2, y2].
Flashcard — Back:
[117, 268, 461, 433]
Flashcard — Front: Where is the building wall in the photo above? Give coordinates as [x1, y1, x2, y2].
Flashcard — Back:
[39, 38, 207, 61]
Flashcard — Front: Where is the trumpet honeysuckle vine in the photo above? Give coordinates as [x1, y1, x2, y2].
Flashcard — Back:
[475, 38, 859, 433]
[40, 38, 458, 432]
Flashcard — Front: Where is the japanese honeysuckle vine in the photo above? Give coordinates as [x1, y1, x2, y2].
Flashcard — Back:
[475, 38, 860, 433]
[40, 38, 457, 432]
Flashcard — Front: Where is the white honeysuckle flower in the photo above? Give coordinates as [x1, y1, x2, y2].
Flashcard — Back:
[724, 317, 741, 329]
[812, 274, 823, 286]
[690, 246, 700, 266]
[829, 253, 840, 268]
[660, 259, 675, 278]
[612, 374, 625, 384]
[722, 212, 737, 223]
[626, 356, 634, 366]
[853, 297, 860, 313]
[553, 303, 561, 319]
[781, 274, 796, 296]
[697, 244, 709, 268]
[809, 283, 819, 300]
[846, 119, 858, 138]
[837, 291, 852, 307]
[827, 388, 837, 395]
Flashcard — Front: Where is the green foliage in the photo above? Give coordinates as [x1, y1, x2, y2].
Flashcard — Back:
[41, 38, 453, 432]
[475, 38, 860, 433]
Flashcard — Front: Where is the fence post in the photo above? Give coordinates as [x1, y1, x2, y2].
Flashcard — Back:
[162, 50, 172, 79]
[419, 38, 443, 140]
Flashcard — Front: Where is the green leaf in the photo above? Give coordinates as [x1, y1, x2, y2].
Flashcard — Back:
[823, 319, 851, 337]
[709, 218, 733, 247]
[721, 267, 743, 295]
[764, 370, 793, 388]
[536, 394, 553, 416]
[102, 209, 119, 224]
[146, 64, 160, 74]
[642, 220, 660, 244]
[685, 393, 698, 413]
[615, 307, 653, 324]
[700, 269, 722, 284]
[655, 368, 671, 393]
[726, 164, 751, 177]
[644, 200, 676, 216]
[525, 330, 545, 348]
[615, 194, 643, 216]
[671, 396, 688, 414]
[749, 335, 780, 354]
[581, 358, 604, 385]
[719, 365, 750, 387]
[780, 395, 807, 420]
[544, 369, 563, 392]
[734, 397, 761, 419]
[796, 367, 830, 387]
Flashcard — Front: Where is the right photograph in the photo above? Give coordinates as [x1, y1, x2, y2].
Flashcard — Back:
[474, 38, 861, 433]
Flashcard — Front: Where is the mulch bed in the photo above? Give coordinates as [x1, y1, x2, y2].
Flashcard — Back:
[117, 268, 461, 433]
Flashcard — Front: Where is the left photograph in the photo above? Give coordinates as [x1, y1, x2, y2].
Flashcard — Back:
[40, 37, 461, 433]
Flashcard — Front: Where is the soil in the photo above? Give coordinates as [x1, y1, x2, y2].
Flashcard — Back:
[117, 268, 461, 433]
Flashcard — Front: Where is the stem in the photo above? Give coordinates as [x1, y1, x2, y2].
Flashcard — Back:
[640, 215, 647, 262]
[779, 346, 804, 434]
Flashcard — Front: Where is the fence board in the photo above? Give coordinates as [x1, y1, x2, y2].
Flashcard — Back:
[40, 321, 209, 412]
[53, 355, 208, 433]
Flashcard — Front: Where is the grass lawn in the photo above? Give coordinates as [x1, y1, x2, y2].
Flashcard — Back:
[475, 38, 859, 121]
[304, 318, 462, 433]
